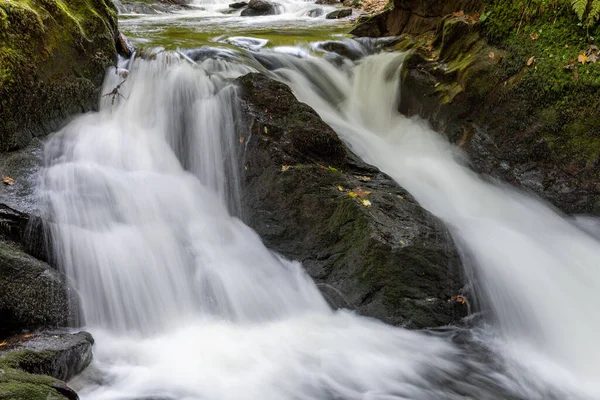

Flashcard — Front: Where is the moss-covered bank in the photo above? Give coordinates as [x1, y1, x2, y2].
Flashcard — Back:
[0, 0, 119, 152]
[353, 0, 600, 214]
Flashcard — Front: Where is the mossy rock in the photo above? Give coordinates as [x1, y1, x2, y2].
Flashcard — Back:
[0, 0, 118, 152]
[237, 73, 467, 328]
[0, 241, 79, 338]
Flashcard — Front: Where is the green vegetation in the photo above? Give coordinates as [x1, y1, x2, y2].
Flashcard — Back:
[0, 0, 118, 151]
[480, 0, 600, 161]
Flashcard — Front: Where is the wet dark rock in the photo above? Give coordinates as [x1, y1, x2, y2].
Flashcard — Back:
[241, 0, 278, 16]
[0, 331, 94, 382]
[236, 73, 466, 328]
[307, 8, 324, 17]
[326, 8, 352, 19]
[316, 0, 339, 4]
[229, 1, 249, 8]
[116, 32, 135, 58]
[0, 239, 80, 338]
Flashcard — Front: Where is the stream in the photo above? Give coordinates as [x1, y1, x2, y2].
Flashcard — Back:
[38, 1, 600, 399]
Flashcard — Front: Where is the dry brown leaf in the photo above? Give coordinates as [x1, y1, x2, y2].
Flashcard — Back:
[588, 53, 598, 63]
[453, 10, 464, 17]
[526, 56, 535, 66]
[2, 175, 14, 185]
[530, 32, 539, 40]
[489, 51, 495, 59]
[352, 187, 372, 197]
[239, 137, 245, 143]
[355, 175, 372, 182]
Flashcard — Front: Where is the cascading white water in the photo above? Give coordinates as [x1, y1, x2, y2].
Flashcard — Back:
[269, 50, 600, 383]
[38, 35, 600, 399]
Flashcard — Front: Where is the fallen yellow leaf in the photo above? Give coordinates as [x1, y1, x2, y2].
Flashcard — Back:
[348, 191, 358, 198]
[530, 32, 539, 40]
[578, 53, 588, 64]
[360, 199, 372, 207]
[336, 185, 344, 191]
[281, 165, 290, 172]
[0, 341, 7, 347]
[355, 175, 372, 182]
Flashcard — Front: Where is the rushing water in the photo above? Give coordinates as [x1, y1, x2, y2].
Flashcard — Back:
[36, 3, 600, 400]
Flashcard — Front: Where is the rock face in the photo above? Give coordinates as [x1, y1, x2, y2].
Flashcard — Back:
[0, 0, 119, 152]
[236, 73, 466, 328]
[0, 331, 93, 400]
[241, 0, 278, 16]
[316, 0, 339, 4]
[326, 8, 352, 18]
[0, 204, 79, 338]
[351, 0, 481, 37]
[352, 0, 600, 215]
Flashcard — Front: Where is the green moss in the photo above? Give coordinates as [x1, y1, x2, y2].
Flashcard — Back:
[0, 0, 118, 151]
[476, 0, 600, 161]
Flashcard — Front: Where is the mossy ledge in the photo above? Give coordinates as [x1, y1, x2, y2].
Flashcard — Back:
[353, 0, 600, 214]
[0, 0, 119, 152]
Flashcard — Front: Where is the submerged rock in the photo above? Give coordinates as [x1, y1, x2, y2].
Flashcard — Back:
[0, 0, 119, 152]
[236, 73, 466, 328]
[326, 8, 352, 18]
[229, 1, 249, 8]
[241, 0, 278, 16]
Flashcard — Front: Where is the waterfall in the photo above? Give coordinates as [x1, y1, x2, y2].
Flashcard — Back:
[38, 43, 600, 399]
[270, 50, 600, 380]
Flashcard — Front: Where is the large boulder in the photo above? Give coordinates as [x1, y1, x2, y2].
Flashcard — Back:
[240, 0, 278, 16]
[0, 0, 119, 152]
[236, 73, 466, 328]
[0, 331, 94, 382]
[0, 202, 79, 338]
[0, 240, 79, 338]
[0, 331, 92, 400]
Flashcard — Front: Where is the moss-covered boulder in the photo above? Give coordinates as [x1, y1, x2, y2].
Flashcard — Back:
[353, 0, 600, 214]
[237, 73, 467, 328]
[0, 331, 93, 382]
[0, 0, 119, 152]
[0, 331, 92, 400]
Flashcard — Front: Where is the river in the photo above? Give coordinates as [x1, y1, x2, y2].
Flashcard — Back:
[38, 1, 600, 399]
